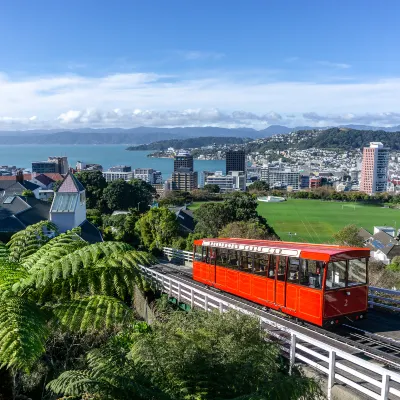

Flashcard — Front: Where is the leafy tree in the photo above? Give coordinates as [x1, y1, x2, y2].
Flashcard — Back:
[194, 202, 229, 237]
[136, 208, 179, 251]
[21, 189, 34, 197]
[387, 256, 400, 272]
[75, 171, 107, 209]
[102, 209, 141, 246]
[48, 310, 323, 400]
[219, 220, 270, 239]
[203, 184, 220, 193]
[194, 193, 276, 238]
[0, 222, 154, 376]
[224, 192, 260, 222]
[248, 180, 270, 192]
[86, 208, 103, 226]
[53, 179, 63, 192]
[333, 224, 365, 247]
[158, 190, 192, 207]
[102, 179, 155, 213]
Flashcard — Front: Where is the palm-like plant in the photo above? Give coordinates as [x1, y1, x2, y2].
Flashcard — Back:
[0, 222, 156, 372]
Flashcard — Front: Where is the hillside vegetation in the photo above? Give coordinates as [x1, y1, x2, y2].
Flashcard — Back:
[127, 136, 252, 151]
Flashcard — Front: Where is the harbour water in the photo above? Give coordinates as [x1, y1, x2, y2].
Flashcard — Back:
[0, 145, 226, 179]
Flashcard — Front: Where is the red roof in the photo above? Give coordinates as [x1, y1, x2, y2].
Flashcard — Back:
[0, 173, 64, 181]
[194, 238, 370, 262]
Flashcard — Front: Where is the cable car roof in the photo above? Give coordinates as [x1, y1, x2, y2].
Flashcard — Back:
[194, 238, 370, 262]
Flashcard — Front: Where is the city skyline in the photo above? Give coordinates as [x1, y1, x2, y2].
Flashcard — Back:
[1, 1, 400, 130]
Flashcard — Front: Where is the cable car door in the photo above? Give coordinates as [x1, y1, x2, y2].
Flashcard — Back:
[275, 256, 287, 307]
[208, 248, 216, 284]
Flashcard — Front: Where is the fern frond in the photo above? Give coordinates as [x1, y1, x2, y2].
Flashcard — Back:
[21, 229, 87, 270]
[0, 242, 9, 261]
[0, 260, 28, 294]
[46, 370, 107, 397]
[7, 221, 58, 262]
[50, 295, 134, 333]
[0, 296, 48, 370]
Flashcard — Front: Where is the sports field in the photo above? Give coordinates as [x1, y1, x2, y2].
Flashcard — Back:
[257, 199, 400, 244]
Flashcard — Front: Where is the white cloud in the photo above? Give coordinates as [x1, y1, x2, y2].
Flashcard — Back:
[1, 70, 400, 129]
[317, 61, 351, 69]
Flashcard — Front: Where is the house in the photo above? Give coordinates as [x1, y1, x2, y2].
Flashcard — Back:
[168, 205, 195, 233]
[0, 172, 102, 244]
[50, 172, 103, 243]
[0, 173, 41, 199]
[30, 173, 56, 189]
[0, 195, 51, 238]
[359, 227, 400, 264]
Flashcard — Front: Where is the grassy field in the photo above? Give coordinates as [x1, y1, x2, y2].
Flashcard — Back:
[187, 201, 206, 211]
[257, 199, 400, 244]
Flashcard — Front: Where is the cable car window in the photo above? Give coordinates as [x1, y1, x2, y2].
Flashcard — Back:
[348, 258, 367, 286]
[259, 254, 268, 271]
[240, 252, 253, 272]
[194, 245, 202, 261]
[216, 248, 228, 266]
[226, 250, 239, 270]
[287, 257, 300, 283]
[299, 259, 323, 289]
[267, 255, 276, 279]
[200, 246, 208, 262]
[277, 256, 287, 281]
[326, 261, 347, 289]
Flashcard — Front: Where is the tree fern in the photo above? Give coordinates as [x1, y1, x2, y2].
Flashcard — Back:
[0, 296, 48, 371]
[7, 221, 58, 262]
[50, 295, 134, 333]
[0, 242, 9, 261]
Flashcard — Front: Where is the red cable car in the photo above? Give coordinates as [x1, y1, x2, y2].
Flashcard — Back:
[193, 238, 370, 327]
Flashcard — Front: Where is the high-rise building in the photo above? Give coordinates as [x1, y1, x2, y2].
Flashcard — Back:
[172, 151, 197, 191]
[229, 171, 246, 191]
[133, 168, 163, 184]
[32, 156, 69, 174]
[172, 170, 198, 191]
[200, 170, 214, 188]
[226, 150, 245, 175]
[261, 167, 300, 190]
[205, 171, 234, 193]
[360, 142, 389, 195]
[174, 150, 193, 172]
[109, 165, 131, 172]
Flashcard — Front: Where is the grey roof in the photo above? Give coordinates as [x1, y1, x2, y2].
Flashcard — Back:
[176, 208, 195, 232]
[358, 228, 372, 241]
[0, 180, 40, 196]
[33, 174, 55, 186]
[79, 220, 103, 244]
[0, 195, 50, 232]
[385, 245, 400, 258]
[372, 230, 397, 247]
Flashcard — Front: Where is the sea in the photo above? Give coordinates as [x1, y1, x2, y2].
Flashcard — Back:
[0, 145, 226, 179]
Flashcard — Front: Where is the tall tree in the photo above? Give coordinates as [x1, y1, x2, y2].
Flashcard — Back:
[248, 180, 270, 192]
[219, 220, 270, 239]
[194, 202, 229, 237]
[332, 224, 364, 247]
[48, 309, 323, 400]
[0, 222, 155, 374]
[102, 179, 155, 213]
[136, 208, 179, 251]
[75, 171, 107, 209]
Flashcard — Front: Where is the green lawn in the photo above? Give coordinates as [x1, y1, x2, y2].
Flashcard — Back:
[257, 199, 400, 244]
[187, 201, 206, 211]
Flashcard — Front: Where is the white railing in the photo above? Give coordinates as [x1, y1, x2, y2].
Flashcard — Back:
[369, 287, 400, 312]
[140, 264, 400, 400]
[162, 247, 400, 312]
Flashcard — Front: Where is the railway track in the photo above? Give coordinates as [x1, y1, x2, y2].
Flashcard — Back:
[153, 261, 400, 370]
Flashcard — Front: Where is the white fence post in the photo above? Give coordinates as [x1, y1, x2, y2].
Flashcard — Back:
[381, 374, 389, 400]
[219, 302, 223, 314]
[178, 283, 181, 303]
[168, 279, 172, 297]
[289, 333, 296, 375]
[328, 350, 336, 400]
[204, 296, 208, 312]
[190, 289, 194, 308]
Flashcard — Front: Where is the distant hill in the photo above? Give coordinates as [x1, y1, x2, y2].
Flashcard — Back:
[245, 127, 400, 153]
[127, 136, 252, 151]
[1, 124, 400, 144]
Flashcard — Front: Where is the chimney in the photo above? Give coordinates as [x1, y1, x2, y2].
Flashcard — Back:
[16, 169, 24, 183]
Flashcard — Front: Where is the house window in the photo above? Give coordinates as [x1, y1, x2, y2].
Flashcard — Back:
[80, 192, 86, 204]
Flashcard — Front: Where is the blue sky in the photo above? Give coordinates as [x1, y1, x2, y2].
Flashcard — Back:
[1, 0, 400, 129]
